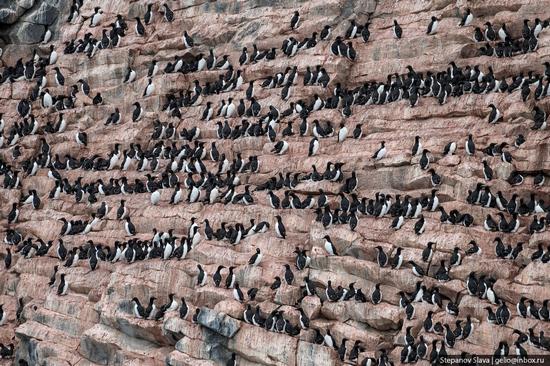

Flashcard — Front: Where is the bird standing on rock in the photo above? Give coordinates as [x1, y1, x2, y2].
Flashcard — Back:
[393, 20, 403, 38]
[161, 4, 174, 22]
[427, 16, 439, 35]
[90, 7, 103, 27]
[459, 9, 473, 27]
[290, 11, 300, 29]
[373, 141, 387, 160]
[57, 274, 68, 296]
[323, 235, 338, 256]
[183, 31, 194, 48]
[248, 248, 262, 266]
[135, 17, 145, 36]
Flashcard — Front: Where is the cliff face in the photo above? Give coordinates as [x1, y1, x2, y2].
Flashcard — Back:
[1, 0, 550, 365]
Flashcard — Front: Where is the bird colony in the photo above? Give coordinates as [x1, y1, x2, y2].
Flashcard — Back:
[0, 0, 550, 365]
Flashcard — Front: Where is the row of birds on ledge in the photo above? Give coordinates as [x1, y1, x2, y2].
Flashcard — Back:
[1, 1, 550, 366]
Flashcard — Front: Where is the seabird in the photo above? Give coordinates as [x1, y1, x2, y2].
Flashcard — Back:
[143, 78, 155, 97]
[393, 20, 403, 39]
[57, 273, 68, 295]
[183, 31, 194, 48]
[125, 217, 136, 236]
[465, 134, 475, 155]
[427, 16, 439, 35]
[290, 11, 300, 29]
[196, 265, 207, 286]
[248, 248, 262, 266]
[90, 7, 103, 27]
[134, 16, 145, 36]
[372, 141, 386, 160]
[275, 215, 286, 238]
[323, 235, 338, 256]
[459, 8, 473, 27]
[162, 3, 174, 22]
[488, 104, 502, 123]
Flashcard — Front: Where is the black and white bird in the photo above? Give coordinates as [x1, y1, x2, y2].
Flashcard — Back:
[443, 141, 457, 155]
[372, 141, 387, 160]
[150, 188, 160, 205]
[459, 8, 473, 27]
[132, 102, 143, 122]
[75, 131, 88, 146]
[132, 298, 146, 318]
[532, 106, 547, 130]
[375, 246, 388, 267]
[135, 17, 145, 36]
[271, 140, 289, 155]
[429, 169, 441, 186]
[353, 124, 362, 139]
[498, 23, 510, 42]
[275, 215, 286, 238]
[7, 203, 19, 224]
[197, 265, 207, 286]
[179, 298, 188, 319]
[239, 47, 249, 66]
[323, 235, 338, 256]
[42, 27, 52, 43]
[393, 20, 403, 39]
[391, 212, 405, 230]
[92, 93, 103, 105]
[202, 102, 213, 121]
[290, 11, 300, 29]
[391, 247, 403, 269]
[337, 123, 348, 143]
[427, 16, 439, 35]
[465, 134, 475, 155]
[143, 78, 155, 97]
[183, 31, 194, 48]
[371, 283, 382, 304]
[320, 25, 331, 40]
[143, 3, 154, 24]
[233, 283, 244, 302]
[248, 248, 262, 266]
[409, 261, 425, 277]
[488, 104, 502, 124]
[124, 67, 137, 83]
[414, 215, 426, 235]
[90, 7, 103, 27]
[482, 160, 493, 181]
[125, 217, 136, 236]
[42, 89, 53, 108]
[411, 136, 422, 156]
[161, 3, 174, 22]
[57, 273, 68, 295]
[77, 79, 90, 96]
[419, 149, 430, 170]
[308, 137, 320, 157]
[54, 67, 65, 86]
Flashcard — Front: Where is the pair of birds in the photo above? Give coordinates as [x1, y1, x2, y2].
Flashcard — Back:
[392, 16, 440, 39]
[131, 294, 180, 320]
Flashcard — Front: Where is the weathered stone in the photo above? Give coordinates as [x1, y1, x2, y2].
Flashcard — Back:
[8, 22, 45, 44]
[25, 2, 59, 25]
[296, 341, 338, 366]
[0, 7, 20, 24]
[16, 0, 35, 9]
[196, 307, 241, 338]
[228, 324, 298, 365]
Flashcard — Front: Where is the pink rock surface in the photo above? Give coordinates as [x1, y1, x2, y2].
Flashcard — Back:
[0, 0, 549, 365]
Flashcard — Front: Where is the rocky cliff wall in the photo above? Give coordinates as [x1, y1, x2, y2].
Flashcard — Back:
[0, 0, 550, 365]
